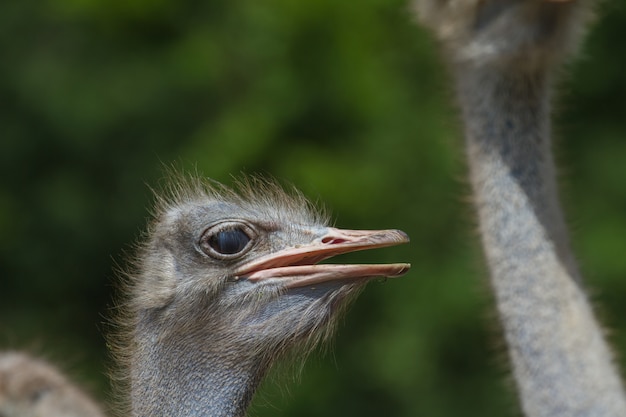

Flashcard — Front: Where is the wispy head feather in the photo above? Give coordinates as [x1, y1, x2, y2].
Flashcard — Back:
[151, 170, 330, 228]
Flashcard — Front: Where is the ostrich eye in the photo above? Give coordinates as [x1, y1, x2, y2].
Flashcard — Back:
[201, 225, 252, 257]
[199, 221, 256, 259]
[209, 228, 250, 255]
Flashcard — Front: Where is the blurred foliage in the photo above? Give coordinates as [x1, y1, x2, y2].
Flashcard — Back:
[1, 0, 625, 416]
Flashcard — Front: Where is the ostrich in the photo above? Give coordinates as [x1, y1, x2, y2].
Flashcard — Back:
[110, 177, 410, 417]
[412, 0, 626, 415]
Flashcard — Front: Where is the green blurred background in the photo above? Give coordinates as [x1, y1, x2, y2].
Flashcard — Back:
[1, 1, 625, 416]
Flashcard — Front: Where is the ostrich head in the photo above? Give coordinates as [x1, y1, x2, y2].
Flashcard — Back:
[115, 176, 409, 416]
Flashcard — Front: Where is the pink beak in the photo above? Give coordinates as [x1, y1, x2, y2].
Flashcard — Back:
[235, 227, 410, 289]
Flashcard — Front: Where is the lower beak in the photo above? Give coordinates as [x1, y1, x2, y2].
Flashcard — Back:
[235, 227, 410, 289]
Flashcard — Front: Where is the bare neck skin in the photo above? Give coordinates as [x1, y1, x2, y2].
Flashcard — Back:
[130, 326, 263, 417]
[127, 291, 270, 417]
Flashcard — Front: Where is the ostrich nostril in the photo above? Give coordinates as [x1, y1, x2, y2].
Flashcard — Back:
[321, 237, 347, 244]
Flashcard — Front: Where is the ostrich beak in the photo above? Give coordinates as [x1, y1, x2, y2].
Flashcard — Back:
[235, 228, 410, 289]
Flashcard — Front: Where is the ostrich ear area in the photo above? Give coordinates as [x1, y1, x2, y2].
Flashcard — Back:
[235, 227, 411, 289]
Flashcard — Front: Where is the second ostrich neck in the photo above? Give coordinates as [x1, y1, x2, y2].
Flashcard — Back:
[131, 317, 266, 417]
[456, 64, 626, 415]
[457, 67, 573, 264]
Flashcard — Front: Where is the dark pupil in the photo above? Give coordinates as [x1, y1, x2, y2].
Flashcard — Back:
[208, 228, 250, 255]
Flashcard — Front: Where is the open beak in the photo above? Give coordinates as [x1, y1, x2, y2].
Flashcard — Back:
[235, 227, 410, 289]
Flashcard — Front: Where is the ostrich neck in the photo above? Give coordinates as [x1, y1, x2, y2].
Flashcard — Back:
[130, 320, 266, 417]
[455, 66, 626, 416]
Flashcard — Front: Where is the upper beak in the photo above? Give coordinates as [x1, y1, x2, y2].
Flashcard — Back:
[235, 227, 410, 289]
